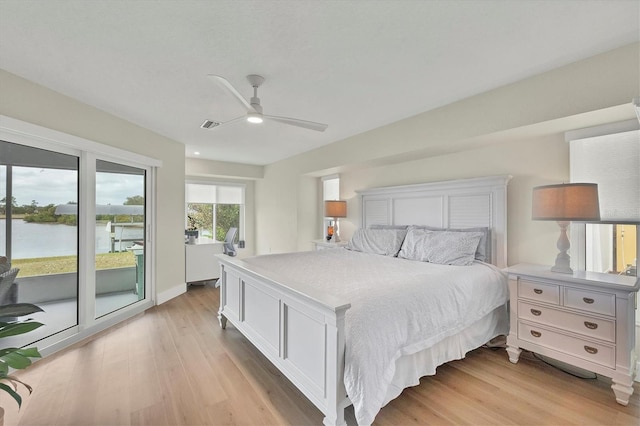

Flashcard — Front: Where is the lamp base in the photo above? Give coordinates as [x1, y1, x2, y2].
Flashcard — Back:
[551, 262, 573, 274]
[551, 221, 573, 274]
[332, 217, 341, 242]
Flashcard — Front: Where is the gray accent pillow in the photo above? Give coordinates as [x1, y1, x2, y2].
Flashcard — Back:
[411, 225, 490, 263]
[398, 228, 484, 266]
[346, 228, 408, 256]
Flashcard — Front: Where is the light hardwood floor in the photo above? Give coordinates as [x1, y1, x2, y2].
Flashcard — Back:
[3, 283, 639, 425]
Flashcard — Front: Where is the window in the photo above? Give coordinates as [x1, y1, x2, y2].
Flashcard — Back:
[185, 183, 244, 242]
[322, 175, 340, 238]
[568, 120, 639, 277]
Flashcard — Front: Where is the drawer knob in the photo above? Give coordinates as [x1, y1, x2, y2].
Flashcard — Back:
[530, 309, 542, 316]
[583, 297, 595, 304]
[584, 346, 598, 355]
[533, 289, 543, 294]
[530, 330, 542, 338]
[584, 321, 598, 330]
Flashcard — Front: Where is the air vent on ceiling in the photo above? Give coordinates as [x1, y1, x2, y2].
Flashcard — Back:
[201, 120, 221, 129]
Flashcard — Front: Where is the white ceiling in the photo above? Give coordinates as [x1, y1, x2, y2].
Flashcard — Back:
[1, 0, 638, 165]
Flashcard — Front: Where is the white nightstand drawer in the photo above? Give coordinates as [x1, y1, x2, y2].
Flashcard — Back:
[564, 287, 615, 316]
[518, 300, 615, 343]
[518, 321, 615, 368]
[518, 279, 560, 305]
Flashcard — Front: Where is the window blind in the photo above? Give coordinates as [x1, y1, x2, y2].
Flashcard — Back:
[323, 177, 339, 201]
[570, 129, 639, 222]
[185, 183, 244, 204]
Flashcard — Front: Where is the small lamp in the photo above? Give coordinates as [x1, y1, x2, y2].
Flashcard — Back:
[532, 183, 600, 274]
[325, 200, 347, 242]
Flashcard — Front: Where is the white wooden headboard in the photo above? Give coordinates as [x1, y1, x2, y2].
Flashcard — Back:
[356, 175, 511, 268]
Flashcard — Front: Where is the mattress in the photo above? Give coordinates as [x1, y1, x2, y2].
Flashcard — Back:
[243, 248, 509, 425]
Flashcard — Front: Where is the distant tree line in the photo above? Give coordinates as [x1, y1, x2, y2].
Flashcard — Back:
[0, 195, 144, 225]
[187, 203, 240, 241]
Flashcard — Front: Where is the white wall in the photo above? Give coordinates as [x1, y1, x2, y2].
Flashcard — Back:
[255, 43, 640, 265]
[0, 69, 186, 299]
[340, 135, 568, 266]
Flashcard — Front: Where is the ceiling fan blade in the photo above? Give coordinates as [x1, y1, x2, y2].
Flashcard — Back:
[207, 75, 253, 112]
[263, 115, 328, 132]
[200, 115, 245, 130]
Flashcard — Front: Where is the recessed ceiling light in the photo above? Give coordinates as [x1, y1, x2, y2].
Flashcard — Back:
[194, 151, 200, 155]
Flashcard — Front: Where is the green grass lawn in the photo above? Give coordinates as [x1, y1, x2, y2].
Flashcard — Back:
[12, 252, 136, 277]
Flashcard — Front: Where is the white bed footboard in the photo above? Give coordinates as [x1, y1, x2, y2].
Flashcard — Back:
[217, 255, 352, 426]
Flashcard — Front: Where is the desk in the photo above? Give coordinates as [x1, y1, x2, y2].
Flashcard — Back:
[185, 238, 224, 283]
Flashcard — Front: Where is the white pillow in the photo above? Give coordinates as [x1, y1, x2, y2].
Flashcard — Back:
[345, 228, 407, 256]
[411, 225, 490, 263]
[398, 228, 484, 266]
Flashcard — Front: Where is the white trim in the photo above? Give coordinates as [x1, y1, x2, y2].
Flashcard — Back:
[79, 151, 97, 328]
[564, 119, 639, 142]
[0, 115, 163, 167]
[157, 282, 187, 305]
[147, 167, 158, 304]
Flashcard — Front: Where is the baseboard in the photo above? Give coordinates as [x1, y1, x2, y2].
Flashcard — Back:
[157, 282, 187, 305]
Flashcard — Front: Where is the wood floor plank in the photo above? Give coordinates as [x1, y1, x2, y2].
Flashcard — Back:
[4, 284, 638, 426]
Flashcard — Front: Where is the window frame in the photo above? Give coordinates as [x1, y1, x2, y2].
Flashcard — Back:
[0, 115, 160, 356]
[185, 180, 246, 242]
[320, 174, 340, 239]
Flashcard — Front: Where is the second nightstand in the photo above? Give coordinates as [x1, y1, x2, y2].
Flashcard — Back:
[505, 263, 639, 406]
[312, 240, 348, 251]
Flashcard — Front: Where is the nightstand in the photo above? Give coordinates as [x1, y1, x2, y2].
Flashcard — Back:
[312, 240, 348, 250]
[505, 263, 639, 405]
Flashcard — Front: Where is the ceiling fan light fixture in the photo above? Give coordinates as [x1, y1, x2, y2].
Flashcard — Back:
[206, 74, 327, 131]
[246, 112, 263, 124]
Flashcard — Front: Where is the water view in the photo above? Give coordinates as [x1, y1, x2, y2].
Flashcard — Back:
[1, 219, 144, 259]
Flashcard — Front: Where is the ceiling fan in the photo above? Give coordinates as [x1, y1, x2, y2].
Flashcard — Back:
[201, 74, 328, 132]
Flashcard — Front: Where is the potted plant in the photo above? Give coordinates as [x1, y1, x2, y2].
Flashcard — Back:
[0, 303, 43, 423]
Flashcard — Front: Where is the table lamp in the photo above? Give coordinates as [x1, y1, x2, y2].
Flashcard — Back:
[325, 200, 347, 242]
[532, 183, 600, 274]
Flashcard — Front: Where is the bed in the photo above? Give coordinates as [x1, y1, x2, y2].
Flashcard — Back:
[216, 175, 511, 425]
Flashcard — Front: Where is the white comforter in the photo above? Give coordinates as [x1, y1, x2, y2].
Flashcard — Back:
[243, 248, 508, 425]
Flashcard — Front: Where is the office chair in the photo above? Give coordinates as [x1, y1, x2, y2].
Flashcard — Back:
[223, 227, 238, 256]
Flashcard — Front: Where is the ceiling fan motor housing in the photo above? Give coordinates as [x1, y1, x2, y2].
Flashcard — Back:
[250, 98, 263, 113]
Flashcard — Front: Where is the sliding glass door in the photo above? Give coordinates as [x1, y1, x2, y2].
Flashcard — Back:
[1, 136, 155, 353]
[95, 160, 146, 317]
[0, 141, 79, 347]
